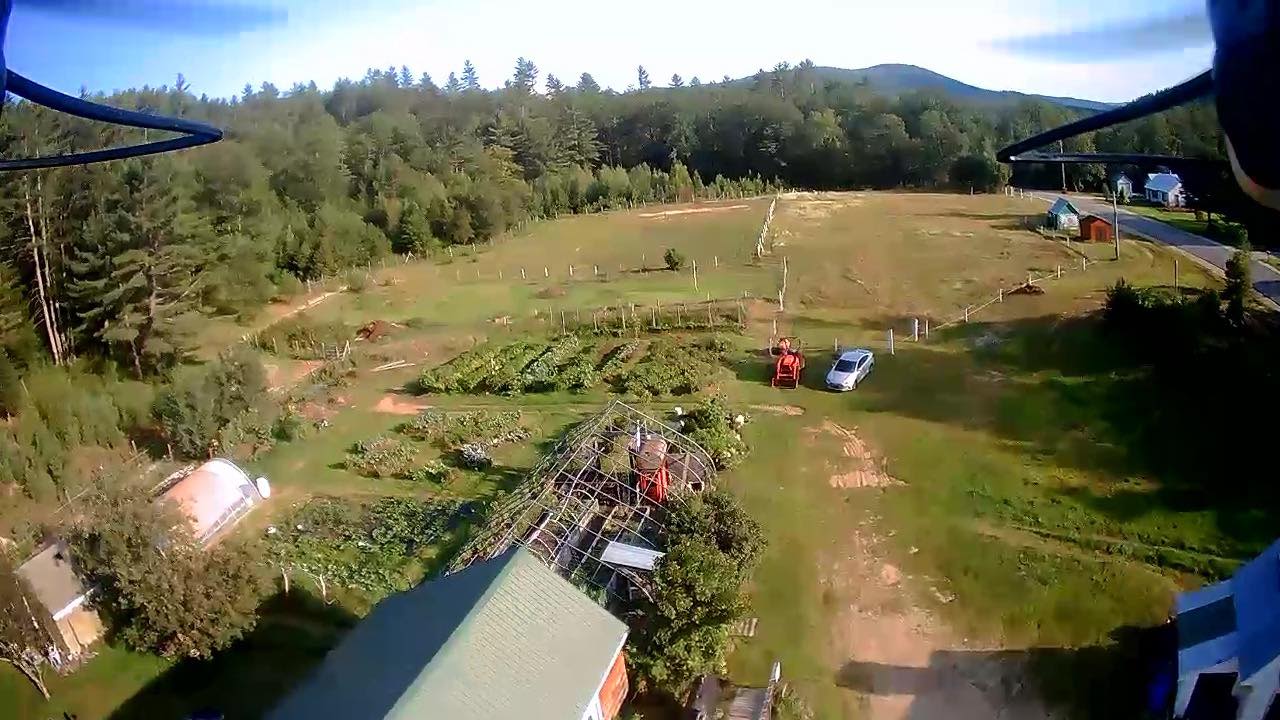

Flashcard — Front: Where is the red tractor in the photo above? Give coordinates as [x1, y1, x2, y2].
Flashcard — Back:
[770, 337, 805, 389]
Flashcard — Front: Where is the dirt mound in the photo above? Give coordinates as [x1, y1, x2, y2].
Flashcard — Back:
[356, 320, 395, 341]
[749, 404, 805, 416]
[373, 395, 430, 415]
[638, 204, 748, 218]
[809, 420, 904, 489]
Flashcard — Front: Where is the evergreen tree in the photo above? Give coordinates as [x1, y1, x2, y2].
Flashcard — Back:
[670, 73, 684, 87]
[545, 73, 564, 96]
[511, 57, 538, 95]
[444, 72, 461, 94]
[461, 60, 480, 91]
[398, 65, 413, 89]
[72, 160, 204, 376]
[0, 351, 20, 417]
[689, 76, 701, 86]
[418, 72, 437, 92]
[1224, 243, 1252, 326]
[637, 65, 651, 90]
[395, 201, 436, 254]
[576, 73, 601, 93]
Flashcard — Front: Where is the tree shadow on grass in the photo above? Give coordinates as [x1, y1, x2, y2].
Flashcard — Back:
[847, 309, 1280, 564]
[106, 590, 356, 720]
[834, 624, 1176, 720]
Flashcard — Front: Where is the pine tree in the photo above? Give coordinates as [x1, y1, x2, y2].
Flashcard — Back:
[545, 73, 564, 96]
[395, 201, 436, 254]
[1224, 243, 1252, 326]
[670, 74, 684, 87]
[511, 57, 538, 95]
[419, 72, 437, 92]
[0, 351, 20, 417]
[461, 60, 480, 91]
[72, 160, 205, 377]
[690, 76, 701, 86]
[576, 73, 601, 93]
[444, 72, 461, 94]
[637, 65, 651, 90]
[399, 65, 413, 89]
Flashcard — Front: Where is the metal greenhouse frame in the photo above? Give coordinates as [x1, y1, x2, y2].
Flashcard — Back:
[448, 400, 716, 603]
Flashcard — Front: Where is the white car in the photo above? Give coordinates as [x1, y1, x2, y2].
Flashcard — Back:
[826, 348, 874, 391]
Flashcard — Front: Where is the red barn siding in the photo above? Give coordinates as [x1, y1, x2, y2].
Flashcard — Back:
[597, 650, 629, 719]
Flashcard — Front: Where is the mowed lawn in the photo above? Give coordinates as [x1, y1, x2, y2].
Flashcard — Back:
[5, 192, 1245, 720]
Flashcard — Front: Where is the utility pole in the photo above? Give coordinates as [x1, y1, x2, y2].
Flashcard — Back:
[1059, 140, 1067, 192]
[1113, 193, 1121, 260]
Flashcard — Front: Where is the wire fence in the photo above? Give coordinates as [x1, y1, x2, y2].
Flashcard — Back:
[523, 296, 751, 338]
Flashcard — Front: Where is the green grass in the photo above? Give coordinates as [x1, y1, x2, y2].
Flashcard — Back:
[1125, 203, 1247, 246]
[6, 192, 1248, 719]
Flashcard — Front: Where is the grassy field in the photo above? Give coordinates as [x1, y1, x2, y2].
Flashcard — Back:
[5, 192, 1251, 720]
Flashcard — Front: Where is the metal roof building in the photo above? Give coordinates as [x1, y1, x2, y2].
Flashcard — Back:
[1174, 539, 1280, 720]
[1045, 197, 1081, 230]
[268, 547, 630, 720]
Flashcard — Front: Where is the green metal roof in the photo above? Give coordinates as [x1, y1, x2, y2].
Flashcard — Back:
[268, 548, 628, 720]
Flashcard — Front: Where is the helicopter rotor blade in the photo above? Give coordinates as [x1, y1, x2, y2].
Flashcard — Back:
[13, 0, 286, 34]
[990, 9, 1212, 63]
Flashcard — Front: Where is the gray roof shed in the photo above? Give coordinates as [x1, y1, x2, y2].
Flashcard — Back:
[17, 541, 90, 619]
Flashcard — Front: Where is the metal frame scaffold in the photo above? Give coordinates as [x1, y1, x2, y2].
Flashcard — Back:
[447, 400, 716, 604]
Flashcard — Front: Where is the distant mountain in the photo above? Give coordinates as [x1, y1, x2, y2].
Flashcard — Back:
[758, 64, 1116, 112]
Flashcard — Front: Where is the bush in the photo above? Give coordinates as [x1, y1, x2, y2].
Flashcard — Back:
[1102, 279, 1145, 329]
[152, 347, 267, 458]
[1224, 244, 1251, 326]
[663, 247, 686, 271]
[271, 272, 305, 300]
[680, 396, 749, 470]
[620, 340, 716, 397]
[400, 410, 526, 447]
[251, 316, 352, 359]
[406, 460, 452, 484]
[345, 268, 370, 293]
[346, 436, 417, 478]
[457, 443, 492, 470]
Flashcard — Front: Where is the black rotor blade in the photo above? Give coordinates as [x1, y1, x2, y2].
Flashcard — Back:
[14, 0, 286, 34]
[997, 71, 1215, 164]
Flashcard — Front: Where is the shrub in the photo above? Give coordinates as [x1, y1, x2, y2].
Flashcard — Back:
[400, 410, 526, 447]
[556, 353, 601, 392]
[620, 340, 716, 397]
[153, 347, 267, 458]
[702, 334, 733, 354]
[1224, 244, 1251, 326]
[457, 443, 492, 470]
[663, 247, 686, 271]
[680, 396, 749, 469]
[597, 341, 640, 381]
[406, 460, 452, 484]
[346, 436, 417, 478]
[251, 316, 352, 359]
[345, 268, 370, 293]
[1102, 279, 1145, 329]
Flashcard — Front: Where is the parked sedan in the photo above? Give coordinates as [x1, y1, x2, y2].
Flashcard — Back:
[825, 348, 874, 391]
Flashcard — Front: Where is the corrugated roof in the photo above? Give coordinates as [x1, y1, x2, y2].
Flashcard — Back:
[268, 547, 628, 720]
[1145, 173, 1182, 193]
[602, 541, 664, 570]
[1048, 197, 1080, 216]
[16, 541, 89, 617]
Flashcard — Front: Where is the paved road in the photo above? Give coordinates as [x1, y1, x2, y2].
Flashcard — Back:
[1028, 192, 1280, 306]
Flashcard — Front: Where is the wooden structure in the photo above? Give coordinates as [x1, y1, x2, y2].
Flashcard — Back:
[1079, 215, 1114, 242]
[1045, 197, 1081, 231]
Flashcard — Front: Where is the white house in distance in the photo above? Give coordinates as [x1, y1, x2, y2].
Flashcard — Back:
[1145, 173, 1186, 207]
[1174, 538, 1280, 720]
[1112, 172, 1134, 201]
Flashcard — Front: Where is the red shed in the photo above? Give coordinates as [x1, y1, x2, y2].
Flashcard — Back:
[1079, 215, 1114, 242]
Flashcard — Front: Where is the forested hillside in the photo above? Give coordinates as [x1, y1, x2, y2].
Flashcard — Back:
[0, 58, 1225, 515]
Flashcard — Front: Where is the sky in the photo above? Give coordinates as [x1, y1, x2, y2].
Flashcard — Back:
[8, 0, 1215, 103]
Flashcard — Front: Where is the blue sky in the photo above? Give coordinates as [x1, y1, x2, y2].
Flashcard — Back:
[9, 0, 1213, 103]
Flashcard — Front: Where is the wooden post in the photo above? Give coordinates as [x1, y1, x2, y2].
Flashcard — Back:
[1057, 265, 1062, 279]
[736, 301, 742, 326]
[692, 259, 698, 292]
[772, 317, 778, 336]
[924, 318, 930, 339]
[569, 264, 574, 278]
[1027, 271, 1033, 286]
[521, 267, 527, 280]
[498, 269, 503, 280]
[913, 318, 919, 341]
[677, 304, 682, 324]
[707, 302, 714, 327]
[544, 267, 549, 278]
[888, 329, 895, 356]
[620, 306, 626, 332]
[1174, 258, 1180, 295]
[714, 255, 719, 268]
[593, 311, 600, 332]
[998, 288, 1003, 303]
[561, 311, 566, 335]
[964, 306, 970, 323]
[641, 253, 646, 268]
[1082, 257, 1087, 271]
[594, 264, 599, 277]
[448, 246, 454, 258]
[651, 306, 657, 328]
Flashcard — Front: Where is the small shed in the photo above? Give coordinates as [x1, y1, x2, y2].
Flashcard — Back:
[1173, 538, 1280, 720]
[1079, 215, 1114, 242]
[160, 458, 268, 545]
[1112, 173, 1133, 201]
[1045, 197, 1081, 231]
[1145, 173, 1185, 207]
[16, 541, 103, 659]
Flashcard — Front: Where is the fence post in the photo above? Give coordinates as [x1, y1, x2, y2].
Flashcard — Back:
[693, 259, 699, 292]
[772, 317, 778, 336]
[448, 246, 454, 258]
[707, 302, 713, 327]
[641, 253, 646, 268]
[1057, 265, 1062, 279]
[964, 306, 970, 323]
[593, 311, 599, 332]
[620, 306, 626, 332]
[651, 306, 657, 329]
[913, 317, 919, 341]
[888, 329, 895, 356]
[998, 288, 1004, 303]
[834, 338, 839, 353]
[569, 265, 574, 278]
[455, 269, 460, 281]
[561, 311, 566, 335]
[1082, 257, 1087, 271]
[594, 264, 599, 277]
[1027, 271, 1033, 286]
[714, 255, 719, 268]
[499, 269, 503, 280]
[544, 267, 549, 278]
[521, 267, 527, 280]
[1174, 259, 1180, 294]
[924, 318, 930, 339]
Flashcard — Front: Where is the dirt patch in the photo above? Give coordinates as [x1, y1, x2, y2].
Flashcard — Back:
[786, 194, 864, 220]
[808, 420, 904, 489]
[265, 360, 324, 391]
[535, 285, 568, 299]
[638, 204, 748, 218]
[356, 320, 396, 341]
[373, 394, 430, 415]
[828, 527, 1052, 720]
[748, 404, 805, 416]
